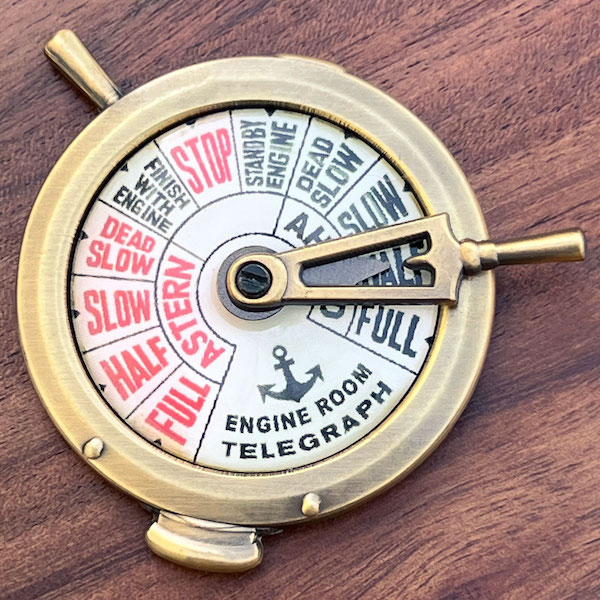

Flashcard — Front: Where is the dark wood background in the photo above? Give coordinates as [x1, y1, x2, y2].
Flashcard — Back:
[1, 0, 598, 598]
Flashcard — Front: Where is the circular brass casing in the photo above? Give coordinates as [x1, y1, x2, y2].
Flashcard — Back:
[18, 56, 494, 526]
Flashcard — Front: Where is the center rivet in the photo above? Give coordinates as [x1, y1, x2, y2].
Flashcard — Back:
[235, 262, 272, 299]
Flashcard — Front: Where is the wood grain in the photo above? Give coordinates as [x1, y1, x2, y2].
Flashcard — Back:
[1, 0, 598, 598]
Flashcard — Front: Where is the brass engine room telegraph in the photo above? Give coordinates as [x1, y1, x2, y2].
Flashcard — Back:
[18, 30, 585, 572]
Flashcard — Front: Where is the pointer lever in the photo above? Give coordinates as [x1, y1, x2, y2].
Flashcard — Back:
[226, 214, 585, 310]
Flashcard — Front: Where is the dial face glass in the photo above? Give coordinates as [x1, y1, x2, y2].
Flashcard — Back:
[69, 107, 439, 473]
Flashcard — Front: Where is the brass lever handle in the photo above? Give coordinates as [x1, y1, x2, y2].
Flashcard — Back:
[226, 214, 585, 309]
[45, 29, 122, 110]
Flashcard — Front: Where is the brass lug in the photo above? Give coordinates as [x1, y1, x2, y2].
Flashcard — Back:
[146, 511, 268, 572]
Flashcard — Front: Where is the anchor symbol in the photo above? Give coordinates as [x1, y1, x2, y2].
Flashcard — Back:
[258, 346, 323, 403]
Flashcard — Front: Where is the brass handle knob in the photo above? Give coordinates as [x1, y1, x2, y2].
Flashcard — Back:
[460, 229, 586, 274]
[45, 29, 122, 111]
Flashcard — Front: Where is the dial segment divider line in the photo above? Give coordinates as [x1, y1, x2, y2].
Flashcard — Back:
[97, 197, 170, 243]
[151, 248, 223, 387]
[82, 324, 161, 355]
[324, 156, 382, 218]
[126, 362, 184, 419]
[305, 310, 418, 375]
[345, 305, 359, 337]
[72, 273, 155, 284]
[152, 139, 202, 211]
[279, 191, 343, 238]
[228, 110, 244, 192]
[272, 115, 314, 235]
[96, 197, 206, 263]
[192, 349, 236, 463]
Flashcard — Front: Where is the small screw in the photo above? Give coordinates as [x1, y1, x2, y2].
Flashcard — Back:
[83, 437, 104, 459]
[235, 262, 272, 299]
[302, 492, 321, 517]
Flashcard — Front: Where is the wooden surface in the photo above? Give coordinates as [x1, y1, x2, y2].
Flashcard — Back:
[1, 1, 599, 598]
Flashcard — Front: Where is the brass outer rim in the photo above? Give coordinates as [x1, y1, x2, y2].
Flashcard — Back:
[18, 56, 494, 526]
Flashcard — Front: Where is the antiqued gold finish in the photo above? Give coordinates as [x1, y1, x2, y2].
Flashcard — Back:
[16, 28, 527, 572]
[17, 51, 494, 527]
[227, 215, 585, 309]
[18, 52, 495, 528]
[45, 30, 122, 110]
[146, 512, 263, 572]
[18, 29, 586, 573]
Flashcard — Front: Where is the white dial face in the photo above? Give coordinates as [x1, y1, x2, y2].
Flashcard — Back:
[69, 107, 439, 473]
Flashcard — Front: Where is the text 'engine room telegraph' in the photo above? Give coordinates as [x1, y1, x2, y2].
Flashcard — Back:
[18, 30, 585, 572]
